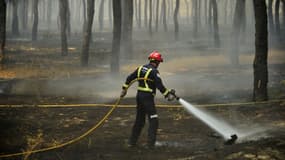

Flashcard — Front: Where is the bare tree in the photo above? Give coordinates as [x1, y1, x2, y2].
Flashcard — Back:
[82, 0, 87, 32]
[212, 0, 220, 47]
[81, 0, 95, 67]
[121, 0, 133, 58]
[149, 0, 153, 36]
[174, 0, 180, 40]
[268, 0, 274, 34]
[144, 0, 148, 27]
[32, 0, 39, 41]
[155, 0, 160, 32]
[11, 0, 19, 36]
[111, 0, 122, 73]
[193, 0, 198, 37]
[275, 0, 281, 40]
[282, 0, 285, 35]
[185, 0, 190, 24]
[253, 0, 268, 101]
[47, 0, 52, 30]
[59, 0, 68, 56]
[231, 0, 246, 66]
[21, 0, 28, 31]
[161, 0, 167, 31]
[98, 0, 105, 31]
[109, 0, 113, 27]
[138, 0, 141, 28]
[0, 0, 6, 68]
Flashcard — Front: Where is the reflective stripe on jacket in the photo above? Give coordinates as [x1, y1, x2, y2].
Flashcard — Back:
[123, 63, 169, 95]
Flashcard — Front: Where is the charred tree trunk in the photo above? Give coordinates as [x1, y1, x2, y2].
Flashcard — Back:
[121, 0, 133, 58]
[47, 0, 52, 30]
[275, 0, 281, 40]
[268, 0, 274, 34]
[174, 0, 180, 40]
[149, 0, 153, 36]
[82, 0, 87, 32]
[67, 0, 71, 36]
[0, 0, 6, 68]
[81, 0, 95, 67]
[185, 0, 189, 24]
[11, 0, 19, 36]
[59, 0, 68, 56]
[282, 0, 285, 36]
[212, 0, 220, 47]
[282, 0, 285, 35]
[109, 0, 113, 27]
[224, 0, 227, 25]
[208, 0, 213, 34]
[144, 0, 148, 27]
[253, 0, 268, 101]
[155, 0, 160, 32]
[138, 0, 141, 28]
[21, 0, 28, 31]
[32, 0, 39, 41]
[231, 0, 246, 66]
[98, 0, 105, 31]
[111, 0, 122, 73]
[193, 0, 198, 37]
[162, 0, 167, 31]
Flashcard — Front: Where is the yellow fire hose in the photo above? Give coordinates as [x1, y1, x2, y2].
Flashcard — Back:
[0, 78, 148, 158]
[0, 77, 284, 158]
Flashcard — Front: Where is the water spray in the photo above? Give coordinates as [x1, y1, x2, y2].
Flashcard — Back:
[169, 92, 238, 145]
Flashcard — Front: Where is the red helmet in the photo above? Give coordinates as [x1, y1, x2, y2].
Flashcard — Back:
[148, 51, 163, 62]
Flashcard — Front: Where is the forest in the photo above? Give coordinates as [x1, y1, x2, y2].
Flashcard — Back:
[0, 0, 285, 160]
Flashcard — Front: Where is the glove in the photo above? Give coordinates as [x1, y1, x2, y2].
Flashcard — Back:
[120, 89, 127, 98]
[165, 89, 176, 101]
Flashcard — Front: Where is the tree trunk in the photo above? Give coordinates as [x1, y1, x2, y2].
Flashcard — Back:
[185, 0, 189, 24]
[144, 0, 148, 27]
[224, 0, 227, 25]
[162, 0, 167, 31]
[111, 0, 122, 73]
[155, 0, 160, 32]
[193, 0, 198, 37]
[268, 0, 274, 34]
[82, 0, 87, 32]
[32, 0, 39, 41]
[231, 0, 245, 66]
[11, 0, 19, 36]
[59, 0, 68, 56]
[275, 0, 281, 40]
[138, 0, 141, 28]
[109, 0, 113, 27]
[47, 0, 52, 30]
[253, 0, 268, 101]
[98, 0, 105, 31]
[208, 0, 212, 34]
[67, 0, 71, 36]
[197, 0, 201, 28]
[0, 0, 6, 68]
[21, 0, 28, 31]
[212, 0, 220, 47]
[81, 0, 95, 67]
[174, 0, 179, 40]
[282, 0, 285, 36]
[149, 0, 153, 36]
[121, 0, 133, 58]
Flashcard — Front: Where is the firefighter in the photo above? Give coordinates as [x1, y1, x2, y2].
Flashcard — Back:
[120, 50, 175, 148]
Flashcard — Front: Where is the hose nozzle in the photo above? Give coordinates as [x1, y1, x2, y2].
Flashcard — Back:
[167, 89, 180, 101]
[224, 134, 238, 145]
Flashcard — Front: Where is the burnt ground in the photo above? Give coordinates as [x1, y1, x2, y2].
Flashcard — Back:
[0, 38, 285, 160]
[0, 98, 285, 160]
